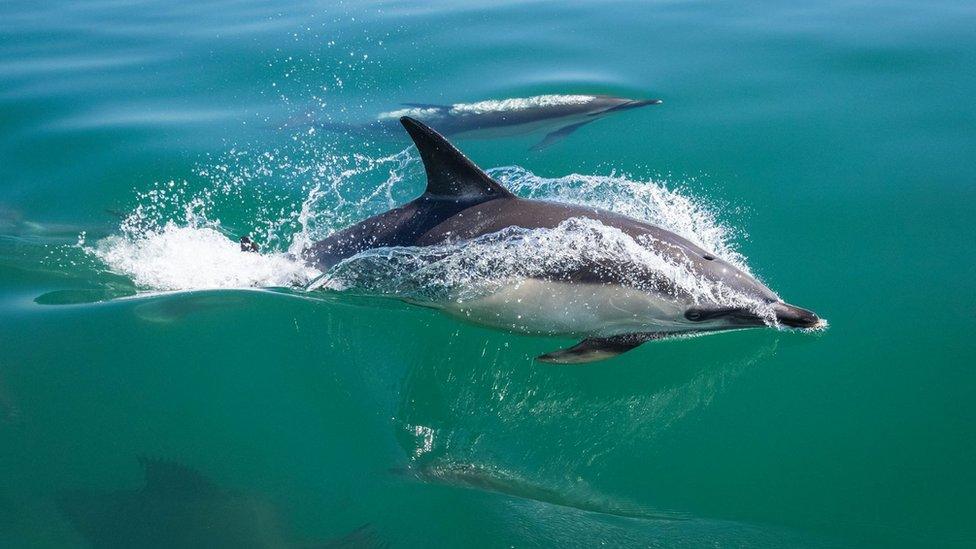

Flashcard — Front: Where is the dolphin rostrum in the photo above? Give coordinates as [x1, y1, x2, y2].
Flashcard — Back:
[303, 117, 821, 363]
[311, 94, 662, 150]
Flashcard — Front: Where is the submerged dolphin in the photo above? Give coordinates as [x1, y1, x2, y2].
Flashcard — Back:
[303, 117, 821, 363]
[308, 94, 661, 150]
[56, 457, 382, 548]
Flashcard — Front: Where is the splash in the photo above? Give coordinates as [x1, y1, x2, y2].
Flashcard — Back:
[315, 167, 764, 317]
[93, 223, 315, 291]
[377, 94, 598, 120]
[87, 144, 418, 293]
[448, 94, 596, 115]
[87, 137, 761, 320]
[376, 107, 443, 120]
[318, 217, 756, 312]
[492, 166, 748, 273]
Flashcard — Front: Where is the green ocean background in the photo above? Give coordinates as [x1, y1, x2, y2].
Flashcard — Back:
[2, 0, 975, 547]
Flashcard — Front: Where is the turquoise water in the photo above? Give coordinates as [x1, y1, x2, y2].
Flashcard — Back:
[2, 1, 975, 547]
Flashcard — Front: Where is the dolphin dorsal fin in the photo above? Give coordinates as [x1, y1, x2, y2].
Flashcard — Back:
[400, 117, 514, 202]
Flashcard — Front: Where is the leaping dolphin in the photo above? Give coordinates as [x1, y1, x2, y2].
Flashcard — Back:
[306, 94, 662, 150]
[303, 117, 821, 363]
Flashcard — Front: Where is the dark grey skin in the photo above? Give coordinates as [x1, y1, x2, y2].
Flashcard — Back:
[303, 117, 820, 363]
[312, 95, 662, 151]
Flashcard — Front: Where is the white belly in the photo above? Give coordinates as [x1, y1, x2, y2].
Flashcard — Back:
[437, 279, 688, 337]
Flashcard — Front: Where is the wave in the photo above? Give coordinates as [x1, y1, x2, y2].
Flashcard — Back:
[318, 217, 760, 316]
[93, 223, 315, 291]
[85, 143, 762, 320]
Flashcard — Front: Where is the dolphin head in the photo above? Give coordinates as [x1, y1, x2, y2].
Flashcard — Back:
[678, 253, 821, 331]
[594, 97, 663, 115]
[623, 98, 664, 109]
[683, 301, 821, 329]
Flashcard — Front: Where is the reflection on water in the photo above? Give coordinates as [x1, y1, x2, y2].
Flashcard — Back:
[385, 336, 850, 546]
[407, 459, 686, 521]
[395, 333, 779, 515]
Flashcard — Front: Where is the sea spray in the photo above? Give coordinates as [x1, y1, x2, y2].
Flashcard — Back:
[317, 217, 760, 313]
[89, 140, 761, 319]
[93, 223, 316, 290]
[88, 144, 418, 292]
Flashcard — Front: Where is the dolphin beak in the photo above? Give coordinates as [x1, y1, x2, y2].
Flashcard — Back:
[632, 99, 663, 107]
[772, 302, 821, 328]
[602, 99, 663, 114]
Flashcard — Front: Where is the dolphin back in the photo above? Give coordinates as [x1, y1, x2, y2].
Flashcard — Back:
[303, 117, 516, 271]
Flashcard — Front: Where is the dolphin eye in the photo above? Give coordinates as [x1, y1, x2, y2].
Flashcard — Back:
[702, 254, 715, 261]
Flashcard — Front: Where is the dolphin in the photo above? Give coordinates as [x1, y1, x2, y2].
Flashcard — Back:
[56, 457, 383, 548]
[305, 94, 662, 150]
[302, 117, 821, 363]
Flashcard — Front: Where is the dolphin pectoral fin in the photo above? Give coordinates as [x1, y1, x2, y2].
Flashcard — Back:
[536, 337, 642, 364]
[536, 333, 661, 364]
[537, 332, 671, 364]
[530, 120, 595, 151]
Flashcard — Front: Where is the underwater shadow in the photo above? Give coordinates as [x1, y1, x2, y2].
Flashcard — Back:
[55, 456, 386, 549]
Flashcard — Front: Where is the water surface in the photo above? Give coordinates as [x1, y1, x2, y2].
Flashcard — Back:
[2, 1, 975, 547]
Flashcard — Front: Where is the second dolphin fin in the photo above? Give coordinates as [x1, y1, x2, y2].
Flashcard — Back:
[530, 120, 595, 151]
[536, 333, 668, 364]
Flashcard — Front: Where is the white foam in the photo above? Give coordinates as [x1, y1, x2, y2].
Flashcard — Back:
[376, 95, 597, 121]
[490, 167, 751, 274]
[376, 107, 444, 120]
[449, 95, 595, 115]
[93, 222, 318, 291]
[88, 142, 768, 322]
[86, 146, 418, 294]
[320, 217, 759, 313]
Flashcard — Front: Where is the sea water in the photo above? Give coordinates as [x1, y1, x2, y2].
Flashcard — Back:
[1, 1, 975, 547]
